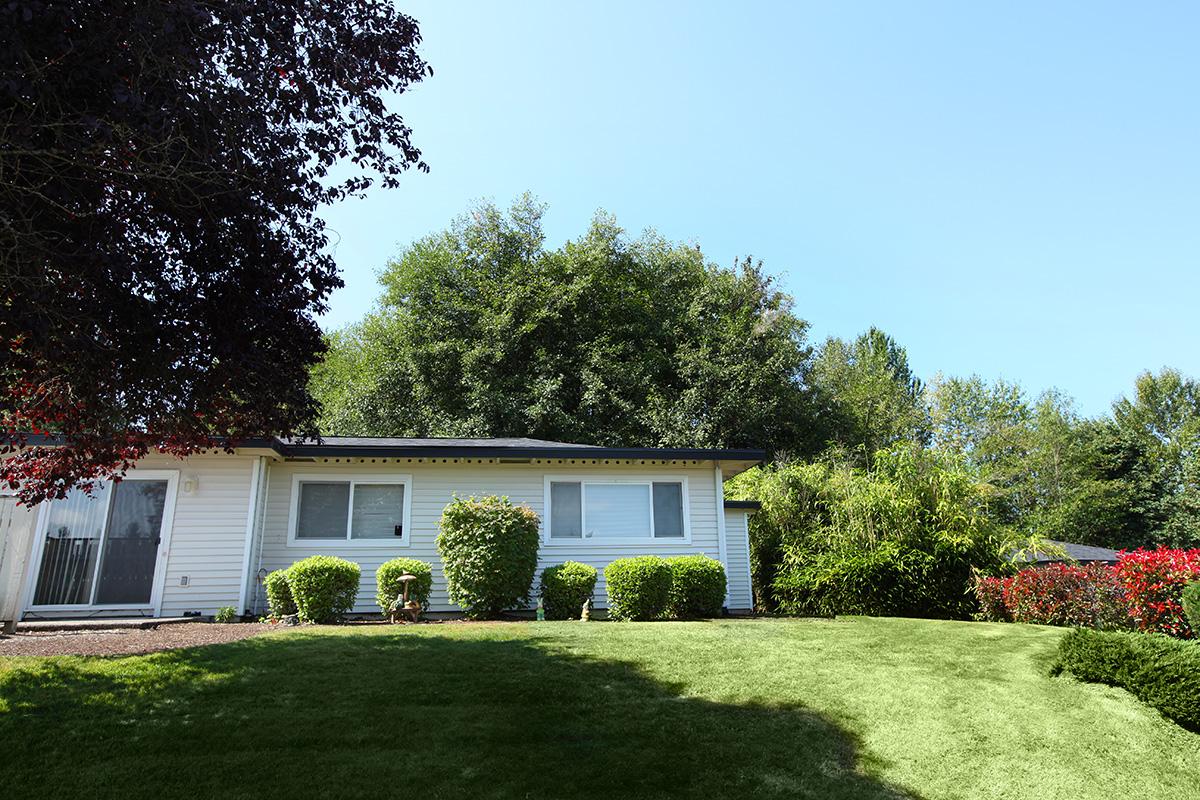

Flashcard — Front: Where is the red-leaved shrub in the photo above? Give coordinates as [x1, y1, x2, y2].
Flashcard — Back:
[974, 572, 1011, 622]
[1114, 547, 1200, 638]
[974, 563, 1128, 630]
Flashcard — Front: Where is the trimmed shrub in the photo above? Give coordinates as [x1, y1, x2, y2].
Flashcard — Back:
[1183, 580, 1200, 636]
[214, 606, 238, 623]
[605, 556, 672, 621]
[286, 555, 361, 623]
[974, 563, 1129, 630]
[1115, 547, 1200, 638]
[539, 561, 598, 620]
[264, 568, 297, 617]
[436, 495, 540, 619]
[666, 555, 726, 619]
[1054, 628, 1200, 731]
[376, 558, 434, 615]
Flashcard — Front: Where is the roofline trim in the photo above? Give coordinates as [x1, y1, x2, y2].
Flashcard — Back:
[723, 500, 762, 510]
[277, 443, 766, 462]
[7, 433, 766, 464]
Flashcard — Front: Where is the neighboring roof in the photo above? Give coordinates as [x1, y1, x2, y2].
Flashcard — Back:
[723, 500, 762, 510]
[1016, 539, 1121, 564]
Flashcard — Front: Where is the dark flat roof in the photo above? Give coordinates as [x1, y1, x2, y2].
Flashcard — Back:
[13, 433, 766, 465]
[278, 436, 766, 463]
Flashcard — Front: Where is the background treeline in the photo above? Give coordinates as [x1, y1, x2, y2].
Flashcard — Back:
[315, 197, 1200, 614]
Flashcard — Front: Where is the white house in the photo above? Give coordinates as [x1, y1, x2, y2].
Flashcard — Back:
[0, 438, 762, 624]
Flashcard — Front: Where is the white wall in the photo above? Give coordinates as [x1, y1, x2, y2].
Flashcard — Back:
[0, 496, 38, 631]
[13, 451, 757, 619]
[723, 510, 754, 611]
[123, 453, 257, 617]
[256, 458, 730, 614]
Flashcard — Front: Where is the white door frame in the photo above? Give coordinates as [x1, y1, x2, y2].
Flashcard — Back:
[21, 470, 180, 617]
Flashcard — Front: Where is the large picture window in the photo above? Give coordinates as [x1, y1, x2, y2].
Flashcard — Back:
[544, 477, 689, 543]
[288, 474, 412, 547]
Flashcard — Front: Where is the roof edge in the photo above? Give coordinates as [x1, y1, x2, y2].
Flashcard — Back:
[278, 442, 766, 462]
[5, 433, 765, 465]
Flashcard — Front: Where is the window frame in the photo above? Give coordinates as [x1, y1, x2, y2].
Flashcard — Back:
[541, 474, 691, 546]
[286, 473, 413, 548]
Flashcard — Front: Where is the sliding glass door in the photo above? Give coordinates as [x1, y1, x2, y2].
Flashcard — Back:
[31, 474, 174, 609]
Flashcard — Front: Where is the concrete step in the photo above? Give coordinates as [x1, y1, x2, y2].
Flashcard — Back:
[16, 616, 202, 633]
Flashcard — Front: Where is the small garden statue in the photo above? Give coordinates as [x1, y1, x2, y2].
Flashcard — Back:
[389, 573, 422, 624]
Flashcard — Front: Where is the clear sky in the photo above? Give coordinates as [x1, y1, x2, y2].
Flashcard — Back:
[318, 1, 1200, 418]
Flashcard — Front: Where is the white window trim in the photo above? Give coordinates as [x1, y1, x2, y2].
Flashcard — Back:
[286, 473, 413, 549]
[542, 474, 691, 546]
[23, 469, 180, 615]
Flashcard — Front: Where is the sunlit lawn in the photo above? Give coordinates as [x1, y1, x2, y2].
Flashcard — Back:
[1, 617, 1197, 799]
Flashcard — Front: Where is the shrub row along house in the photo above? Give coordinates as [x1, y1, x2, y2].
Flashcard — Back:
[0, 438, 761, 624]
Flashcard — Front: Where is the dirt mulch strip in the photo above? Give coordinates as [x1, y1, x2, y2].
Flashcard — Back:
[0, 623, 273, 658]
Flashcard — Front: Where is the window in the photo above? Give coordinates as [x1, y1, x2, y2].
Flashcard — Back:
[289, 475, 411, 546]
[545, 477, 689, 542]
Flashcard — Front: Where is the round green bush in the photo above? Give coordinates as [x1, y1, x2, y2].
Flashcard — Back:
[1183, 580, 1200, 636]
[540, 561, 598, 620]
[436, 495, 540, 619]
[376, 558, 434, 614]
[666, 555, 727, 619]
[286, 555, 361, 623]
[604, 556, 672, 621]
[264, 568, 297, 617]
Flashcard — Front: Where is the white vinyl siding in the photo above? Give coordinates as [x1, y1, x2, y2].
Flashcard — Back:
[723, 509, 754, 611]
[257, 461, 723, 614]
[130, 453, 257, 617]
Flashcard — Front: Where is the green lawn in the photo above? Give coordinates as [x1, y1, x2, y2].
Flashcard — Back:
[1, 618, 1197, 799]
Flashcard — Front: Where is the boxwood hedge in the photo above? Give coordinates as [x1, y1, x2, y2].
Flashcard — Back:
[1183, 580, 1200, 636]
[666, 555, 726, 619]
[1053, 628, 1200, 731]
[264, 568, 297, 617]
[540, 561, 598, 620]
[286, 555, 361, 624]
[605, 556, 672, 621]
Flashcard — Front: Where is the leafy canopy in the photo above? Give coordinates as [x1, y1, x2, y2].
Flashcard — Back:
[1, 1, 429, 502]
[810, 328, 928, 459]
[314, 196, 820, 455]
[728, 445, 1012, 617]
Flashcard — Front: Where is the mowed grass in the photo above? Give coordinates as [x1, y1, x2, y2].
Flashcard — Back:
[1, 618, 1197, 800]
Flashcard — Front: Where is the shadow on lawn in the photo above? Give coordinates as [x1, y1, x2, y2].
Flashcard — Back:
[0, 630, 917, 799]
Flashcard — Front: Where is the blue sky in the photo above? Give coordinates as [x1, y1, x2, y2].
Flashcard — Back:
[319, 2, 1200, 418]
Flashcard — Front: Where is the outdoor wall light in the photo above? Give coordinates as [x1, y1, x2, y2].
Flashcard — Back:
[183, 474, 200, 494]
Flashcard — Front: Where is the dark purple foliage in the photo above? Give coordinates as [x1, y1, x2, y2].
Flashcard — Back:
[0, 1, 429, 502]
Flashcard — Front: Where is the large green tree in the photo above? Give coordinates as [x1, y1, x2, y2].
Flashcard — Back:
[314, 197, 820, 454]
[926, 374, 1174, 551]
[1111, 368, 1200, 547]
[809, 327, 928, 459]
